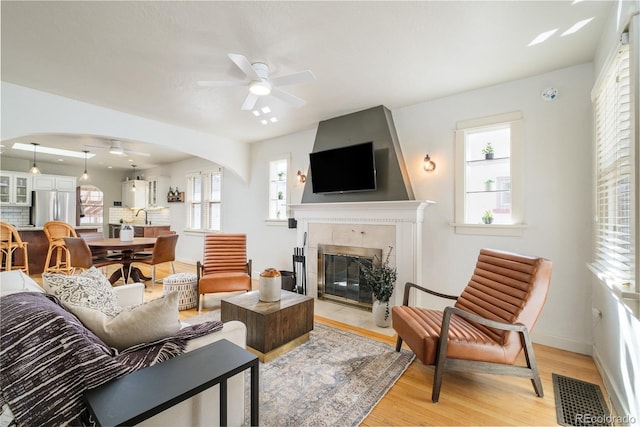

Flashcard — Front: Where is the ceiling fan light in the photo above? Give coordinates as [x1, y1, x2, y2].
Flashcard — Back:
[249, 80, 272, 96]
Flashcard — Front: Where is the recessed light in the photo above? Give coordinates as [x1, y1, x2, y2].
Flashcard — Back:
[57, 158, 64, 162]
[528, 29, 558, 46]
[561, 18, 594, 36]
[261, 119, 268, 125]
[252, 110, 261, 117]
[270, 117, 278, 123]
[261, 106, 271, 114]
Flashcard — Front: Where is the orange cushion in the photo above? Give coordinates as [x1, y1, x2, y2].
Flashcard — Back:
[199, 272, 251, 294]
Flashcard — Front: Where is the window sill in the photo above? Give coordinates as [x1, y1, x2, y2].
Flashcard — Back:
[183, 229, 221, 236]
[265, 219, 288, 227]
[450, 222, 527, 236]
[588, 263, 639, 319]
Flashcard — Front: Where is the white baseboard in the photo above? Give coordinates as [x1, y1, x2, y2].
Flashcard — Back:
[592, 346, 638, 426]
[531, 331, 592, 355]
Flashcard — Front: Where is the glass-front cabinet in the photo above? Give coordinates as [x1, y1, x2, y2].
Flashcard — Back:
[147, 176, 169, 208]
[0, 172, 31, 206]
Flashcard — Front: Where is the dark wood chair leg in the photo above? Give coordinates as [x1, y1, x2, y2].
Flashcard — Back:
[395, 336, 403, 352]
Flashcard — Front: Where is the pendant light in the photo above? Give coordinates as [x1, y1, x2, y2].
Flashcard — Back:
[80, 150, 90, 181]
[131, 164, 137, 192]
[29, 143, 41, 174]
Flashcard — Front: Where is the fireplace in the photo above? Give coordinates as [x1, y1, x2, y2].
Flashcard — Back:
[317, 244, 382, 309]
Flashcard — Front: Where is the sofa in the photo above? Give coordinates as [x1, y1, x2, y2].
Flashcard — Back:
[0, 269, 247, 427]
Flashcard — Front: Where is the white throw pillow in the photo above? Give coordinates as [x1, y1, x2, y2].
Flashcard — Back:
[42, 267, 121, 316]
[66, 292, 181, 351]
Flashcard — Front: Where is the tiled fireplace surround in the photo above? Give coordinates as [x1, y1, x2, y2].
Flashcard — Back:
[291, 201, 432, 308]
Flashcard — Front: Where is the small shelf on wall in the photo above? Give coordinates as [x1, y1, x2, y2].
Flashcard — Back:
[167, 192, 185, 203]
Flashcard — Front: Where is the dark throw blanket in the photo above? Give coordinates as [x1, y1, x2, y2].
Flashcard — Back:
[0, 292, 223, 427]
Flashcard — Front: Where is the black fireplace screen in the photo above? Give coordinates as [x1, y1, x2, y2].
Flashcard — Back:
[318, 244, 382, 309]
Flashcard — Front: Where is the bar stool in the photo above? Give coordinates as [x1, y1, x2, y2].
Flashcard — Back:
[0, 222, 29, 275]
[43, 221, 77, 274]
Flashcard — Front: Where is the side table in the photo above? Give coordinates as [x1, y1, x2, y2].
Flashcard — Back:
[163, 273, 198, 310]
[84, 339, 259, 426]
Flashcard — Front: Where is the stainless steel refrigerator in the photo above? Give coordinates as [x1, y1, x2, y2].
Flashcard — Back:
[31, 191, 76, 227]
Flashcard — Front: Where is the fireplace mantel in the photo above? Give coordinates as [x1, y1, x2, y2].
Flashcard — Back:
[291, 200, 434, 307]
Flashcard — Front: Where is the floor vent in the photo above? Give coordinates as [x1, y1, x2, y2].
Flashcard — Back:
[552, 373, 611, 426]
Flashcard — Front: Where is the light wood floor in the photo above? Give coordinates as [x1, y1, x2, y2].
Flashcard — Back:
[39, 261, 608, 426]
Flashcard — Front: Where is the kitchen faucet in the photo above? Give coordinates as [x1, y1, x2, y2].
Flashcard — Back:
[135, 208, 149, 225]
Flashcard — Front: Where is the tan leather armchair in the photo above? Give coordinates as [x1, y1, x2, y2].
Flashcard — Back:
[197, 233, 252, 311]
[392, 248, 552, 402]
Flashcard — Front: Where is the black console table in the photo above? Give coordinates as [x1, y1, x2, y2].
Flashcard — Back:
[84, 338, 259, 426]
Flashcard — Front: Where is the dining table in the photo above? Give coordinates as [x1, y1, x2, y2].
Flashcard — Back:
[87, 237, 156, 285]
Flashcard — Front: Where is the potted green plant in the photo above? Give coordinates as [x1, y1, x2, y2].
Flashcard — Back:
[359, 246, 397, 327]
[277, 171, 285, 180]
[277, 191, 283, 200]
[484, 179, 495, 191]
[482, 142, 494, 159]
[482, 210, 494, 224]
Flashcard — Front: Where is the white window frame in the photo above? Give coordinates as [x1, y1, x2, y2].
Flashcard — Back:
[186, 168, 223, 232]
[453, 111, 526, 236]
[267, 156, 290, 224]
[589, 35, 638, 297]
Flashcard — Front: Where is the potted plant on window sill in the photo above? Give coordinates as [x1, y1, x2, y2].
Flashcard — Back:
[482, 142, 494, 159]
[482, 210, 494, 224]
[484, 179, 495, 191]
[359, 246, 397, 327]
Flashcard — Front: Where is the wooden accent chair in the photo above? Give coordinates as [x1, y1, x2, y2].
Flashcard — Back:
[129, 233, 179, 287]
[63, 237, 125, 279]
[197, 233, 252, 311]
[392, 248, 552, 402]
[0, 222, 29, 274]
[43, 221, 77, 274]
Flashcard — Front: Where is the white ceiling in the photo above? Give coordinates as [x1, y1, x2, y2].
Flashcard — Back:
[1, 1, 614, 170]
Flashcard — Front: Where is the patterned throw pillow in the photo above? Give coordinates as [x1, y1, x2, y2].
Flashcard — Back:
[42, 267, 121, 316]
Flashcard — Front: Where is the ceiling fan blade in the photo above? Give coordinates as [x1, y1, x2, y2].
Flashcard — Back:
[270, 70, 316, 87]
[271, 87, 306, 108]
[241, 92, 259, 111]
[228, 53, 261, 81]
[197, 80, 247, 87]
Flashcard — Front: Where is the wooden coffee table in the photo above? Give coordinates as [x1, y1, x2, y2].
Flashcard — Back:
[221, 290, 314, 362]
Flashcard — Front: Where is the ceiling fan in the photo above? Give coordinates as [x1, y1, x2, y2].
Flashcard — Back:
[197, 53, 316, 111]
[84, 140, 151, 157]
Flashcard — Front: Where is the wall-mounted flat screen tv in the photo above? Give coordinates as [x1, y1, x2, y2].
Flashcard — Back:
[309, 141, 377, 194]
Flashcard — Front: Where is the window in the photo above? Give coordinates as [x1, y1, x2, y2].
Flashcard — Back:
[591, 41, 637, 293]
[77, 185, 103, 225]
[186, 169, 222, 231]
[269, 159, 288, 220]
[454, 111, 524, 235]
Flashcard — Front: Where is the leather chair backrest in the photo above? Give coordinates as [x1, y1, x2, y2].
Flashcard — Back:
[149, 234, 179, 265]
[202, 233, 247, 274]
[454, 248, 552, 346]
[63, 237, 93, 269]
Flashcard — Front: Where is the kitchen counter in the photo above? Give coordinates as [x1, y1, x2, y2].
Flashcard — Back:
[15, 225, 103, 232]
[108, 224, 171, 238]
[108, 223, 171, 227]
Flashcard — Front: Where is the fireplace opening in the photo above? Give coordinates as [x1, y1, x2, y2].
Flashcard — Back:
[317, 244, 382, 309]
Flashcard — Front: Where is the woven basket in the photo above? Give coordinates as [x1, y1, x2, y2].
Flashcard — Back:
[163, 273, 198, 310]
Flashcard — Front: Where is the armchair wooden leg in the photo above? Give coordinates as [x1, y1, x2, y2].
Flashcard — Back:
[521, 329, 544, 397]
[395, 336, 403, 352]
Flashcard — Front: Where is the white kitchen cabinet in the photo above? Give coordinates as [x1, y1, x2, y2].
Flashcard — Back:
[147, 176, 170, 208]
[32, 174, 77, 191]
[122, 180, 148, 208]
[0, 172, 32, 206]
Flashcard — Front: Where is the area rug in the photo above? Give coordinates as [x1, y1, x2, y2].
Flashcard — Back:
[187, 310, 415, 426]
[552, 373, 612, 426]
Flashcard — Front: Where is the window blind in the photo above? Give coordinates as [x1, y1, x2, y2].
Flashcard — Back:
[593, 42, 635, 288]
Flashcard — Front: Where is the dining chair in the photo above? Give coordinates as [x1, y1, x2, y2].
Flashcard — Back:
[43, 221, 77, 274]
[128, 233, 179, 287]
[63, 237, 125, 279]
[0, 222, 29, 275]
[392, 248, 552, 402]
[197, 233, 252, 311]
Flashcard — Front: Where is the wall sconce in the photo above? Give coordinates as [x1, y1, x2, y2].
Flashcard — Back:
[423, 154, 436, 172]
[297, 170, 307, 183]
